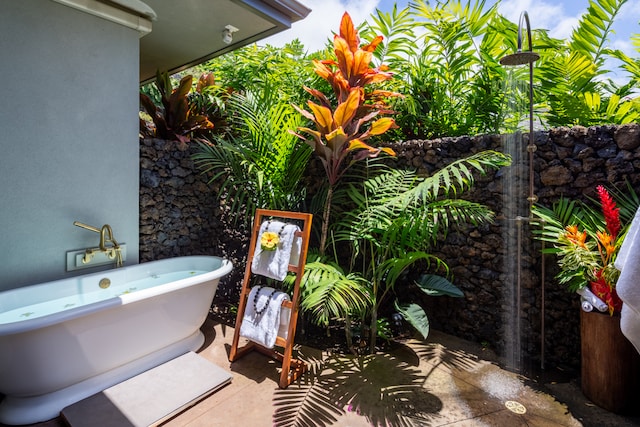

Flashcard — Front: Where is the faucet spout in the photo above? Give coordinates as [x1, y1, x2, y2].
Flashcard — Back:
[99, 224, 117, 251]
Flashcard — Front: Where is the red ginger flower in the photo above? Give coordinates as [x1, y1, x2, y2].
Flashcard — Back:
[597, 185, 620, 239]
[590, 270, 623, 315]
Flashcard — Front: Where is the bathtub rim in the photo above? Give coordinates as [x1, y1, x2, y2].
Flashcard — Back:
[0, 255, 232, 336]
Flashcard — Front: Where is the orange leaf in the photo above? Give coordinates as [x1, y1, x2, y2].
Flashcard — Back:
[352, 50, 373, 79]
[307, 101, 334, 132]
[325, 127, 348, 152]
[339, 12, 359, 52]
[334, 37, 353, 79]
[292, 104, 316, 122]
[381, 146, 396, 156]
[368, 117, 397, 135]
[372, 89, 403, 99]
[348, 139, 376, 152]
[364, 72, 392, 85]
[312, 60, 333, 80]
[333, 88, 361, 128]
[196, 73, 215, 92]
[303, 86, 332, 107]
[362, 35, 383, 53]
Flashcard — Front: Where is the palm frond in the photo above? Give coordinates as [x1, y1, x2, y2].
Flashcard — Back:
[376, 251, 448, 290]
[359, 4, 418, 69]
[531, 199, 584, 252]
[192, 84, 311, 222]
[570, 0, 627, 67]
[301, 261, 371, 327]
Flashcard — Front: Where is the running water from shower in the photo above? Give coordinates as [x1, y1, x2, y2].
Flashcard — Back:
[499, 11, 545, 374]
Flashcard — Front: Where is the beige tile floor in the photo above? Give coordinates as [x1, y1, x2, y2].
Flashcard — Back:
[6, 315, 640, 427]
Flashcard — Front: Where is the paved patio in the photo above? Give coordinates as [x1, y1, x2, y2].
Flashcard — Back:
[8, 315, 640, 427]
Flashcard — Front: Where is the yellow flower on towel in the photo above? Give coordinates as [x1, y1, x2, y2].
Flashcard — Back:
[260, 231, 280, 251]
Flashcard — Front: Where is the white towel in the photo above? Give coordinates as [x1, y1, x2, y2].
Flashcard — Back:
[239, 286, 290, 349]
[615, 206, 640, 355]
[576, 287, 608, 312]
[251, 221, 301, 281]
[581, 298, 594, 312]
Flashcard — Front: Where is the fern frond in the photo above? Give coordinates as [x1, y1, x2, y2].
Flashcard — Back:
[399, 150, 510, 205]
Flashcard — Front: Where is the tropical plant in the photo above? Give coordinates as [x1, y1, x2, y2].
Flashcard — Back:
[379, 0, 509, 139]
[610, 33, 640, 88]
[303, 150, 511, 353]
[532, 184, 640, 314]
[358, 4, 418, 72]
[290, 12, 400, 254]
[192, 82, 312, 221]
[139, 70, 215, 146]
[535, 0, 639, 126]
[192, 40, 318, 107]
[186, 72, 230, 135]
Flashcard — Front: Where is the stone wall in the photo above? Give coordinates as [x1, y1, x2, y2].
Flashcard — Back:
[139, 124, 640, 373]
[386, 124, 640, 373]
[139, 138, 249, 300]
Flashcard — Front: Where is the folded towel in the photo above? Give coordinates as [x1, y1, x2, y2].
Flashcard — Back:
[251, 220, 301, 281]
[615, 206, 640, 354]
[240, 286, 290, 349]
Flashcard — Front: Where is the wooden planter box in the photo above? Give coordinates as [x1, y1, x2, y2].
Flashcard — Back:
[581, 310, 640, 414]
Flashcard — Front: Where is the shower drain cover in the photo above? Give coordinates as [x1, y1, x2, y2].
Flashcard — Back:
[505, 400, 527, 414]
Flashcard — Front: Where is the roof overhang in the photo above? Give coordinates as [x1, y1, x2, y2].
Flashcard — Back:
[50, 0, 310, 85]
[138, 0, 311, 84]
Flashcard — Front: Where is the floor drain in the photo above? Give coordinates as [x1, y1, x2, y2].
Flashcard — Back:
[505, 400, 527, 414]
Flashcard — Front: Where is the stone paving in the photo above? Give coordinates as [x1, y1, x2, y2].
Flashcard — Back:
[9, 315, 640, 427]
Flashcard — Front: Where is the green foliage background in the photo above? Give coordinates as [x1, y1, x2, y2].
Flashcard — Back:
[147, 0, 640, 140]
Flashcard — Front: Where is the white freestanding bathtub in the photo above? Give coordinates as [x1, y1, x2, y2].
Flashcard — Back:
[0, 255, 232, 425]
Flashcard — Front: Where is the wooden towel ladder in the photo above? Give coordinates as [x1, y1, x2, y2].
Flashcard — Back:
[228, 209, 312, 388]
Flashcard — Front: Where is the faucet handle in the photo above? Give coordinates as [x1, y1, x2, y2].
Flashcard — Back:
[73, 221, 101, 233]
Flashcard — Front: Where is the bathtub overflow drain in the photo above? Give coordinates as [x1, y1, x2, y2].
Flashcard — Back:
[505, 400, 526, 414]
[99, 278, 111, 289]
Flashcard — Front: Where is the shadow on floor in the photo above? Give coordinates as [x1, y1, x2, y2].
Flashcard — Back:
[4, 315, 640, 427]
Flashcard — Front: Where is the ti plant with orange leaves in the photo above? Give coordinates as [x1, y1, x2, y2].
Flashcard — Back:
[534, 185, 640, 315]
[140, 71, 215, 148]
[291, 11, 401, 254]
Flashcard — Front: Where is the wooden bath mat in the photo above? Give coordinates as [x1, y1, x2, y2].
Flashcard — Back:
[61, 352, 232, 427]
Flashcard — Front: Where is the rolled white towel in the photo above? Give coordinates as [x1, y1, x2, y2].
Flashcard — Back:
[576, 286, 608, 313]
[581, 297, 594, 313]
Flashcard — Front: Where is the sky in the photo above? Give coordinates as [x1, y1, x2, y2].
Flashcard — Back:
[263, 0, 640, 58]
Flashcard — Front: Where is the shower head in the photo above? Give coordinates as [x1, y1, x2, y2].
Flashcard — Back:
[500, 11, 538, 67]
[500, 51, 540, 66]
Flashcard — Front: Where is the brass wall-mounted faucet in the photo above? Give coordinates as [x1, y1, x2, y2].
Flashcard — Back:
[73, 221, 123, 267]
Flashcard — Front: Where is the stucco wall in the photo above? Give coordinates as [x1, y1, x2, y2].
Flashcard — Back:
[0, 1, 140, 290]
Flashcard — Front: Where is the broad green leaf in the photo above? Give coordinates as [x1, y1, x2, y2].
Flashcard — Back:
[395, 300, 430, 339]
[415, 274, 464, 297]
